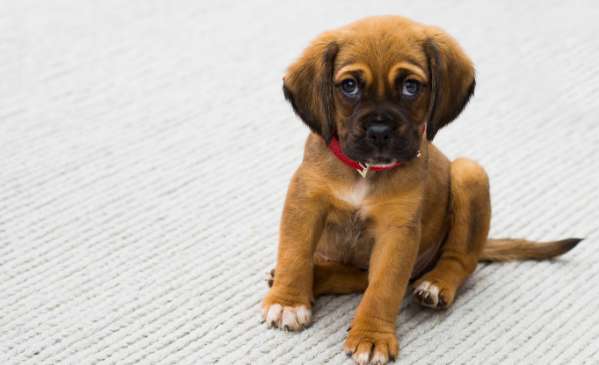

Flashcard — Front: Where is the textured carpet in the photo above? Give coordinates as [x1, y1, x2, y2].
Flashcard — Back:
[1, 1, 598, 364]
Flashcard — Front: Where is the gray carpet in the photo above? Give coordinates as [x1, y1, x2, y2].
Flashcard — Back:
[1, 1, 598, 364]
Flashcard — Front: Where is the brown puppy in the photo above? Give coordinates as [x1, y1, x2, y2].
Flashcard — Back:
[262, 15, 580, 365]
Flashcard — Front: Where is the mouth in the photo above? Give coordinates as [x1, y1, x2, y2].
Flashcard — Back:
[343, 146, 404, 166]
[365, 156, 397, 166]
[341, 136, 421, 166]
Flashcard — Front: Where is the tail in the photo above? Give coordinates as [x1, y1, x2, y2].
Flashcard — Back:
[479, 238, 583, 262]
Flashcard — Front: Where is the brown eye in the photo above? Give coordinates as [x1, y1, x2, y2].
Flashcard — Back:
[402, 79, 421, 98]
[340, 78, 360, 97]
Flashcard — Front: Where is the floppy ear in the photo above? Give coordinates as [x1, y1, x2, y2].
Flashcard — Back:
[283, 34, 339, 144]
[424, 29, 476, 140]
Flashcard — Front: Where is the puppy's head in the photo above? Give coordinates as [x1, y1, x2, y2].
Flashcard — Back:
[283, 16, 475, 164]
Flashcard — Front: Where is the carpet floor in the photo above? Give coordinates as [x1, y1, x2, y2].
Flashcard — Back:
[1, 1, 598, 364]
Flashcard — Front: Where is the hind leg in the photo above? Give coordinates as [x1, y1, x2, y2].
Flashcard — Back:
[413, 158, 491, 309]
[267, 259, 368, 299]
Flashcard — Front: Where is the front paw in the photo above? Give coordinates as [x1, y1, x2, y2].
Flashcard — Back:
[262, 289, 312, 331]
[344, 326, 399, 365]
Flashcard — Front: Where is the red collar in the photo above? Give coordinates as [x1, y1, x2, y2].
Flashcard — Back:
[328, 137, 402, 177]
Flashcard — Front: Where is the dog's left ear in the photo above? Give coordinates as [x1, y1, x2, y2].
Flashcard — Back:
[424, 29, 476, 140]
[283, 33, 339, 144]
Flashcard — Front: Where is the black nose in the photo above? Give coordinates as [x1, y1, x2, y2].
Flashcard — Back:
[366, 124, 391, 147]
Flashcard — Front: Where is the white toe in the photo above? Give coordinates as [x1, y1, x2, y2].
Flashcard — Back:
[266, 303, 282, 327]
[281, 307, 300, 330]
[353, 351, 370, 365]
[371, 351, 388, 364]
[295, 306, 311, 324]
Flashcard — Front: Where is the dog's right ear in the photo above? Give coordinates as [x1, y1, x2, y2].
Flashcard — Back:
[283, 34, 339, 144]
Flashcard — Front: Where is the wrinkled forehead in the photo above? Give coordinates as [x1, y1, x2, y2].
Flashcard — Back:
[333, 36, 429, 91]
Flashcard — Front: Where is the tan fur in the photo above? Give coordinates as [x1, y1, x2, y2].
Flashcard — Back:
[263, 16, 580, 365]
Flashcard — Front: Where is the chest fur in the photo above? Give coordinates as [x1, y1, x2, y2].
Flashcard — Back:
[315, 179, 375, 268]
[334, 179, 370, 211]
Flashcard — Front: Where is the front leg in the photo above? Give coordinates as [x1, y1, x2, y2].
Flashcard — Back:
[262, 174, 327, 331]
[345, 224, 420, 364]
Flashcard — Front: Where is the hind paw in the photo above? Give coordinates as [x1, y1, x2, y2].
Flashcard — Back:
[413, 280, 453, 309]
